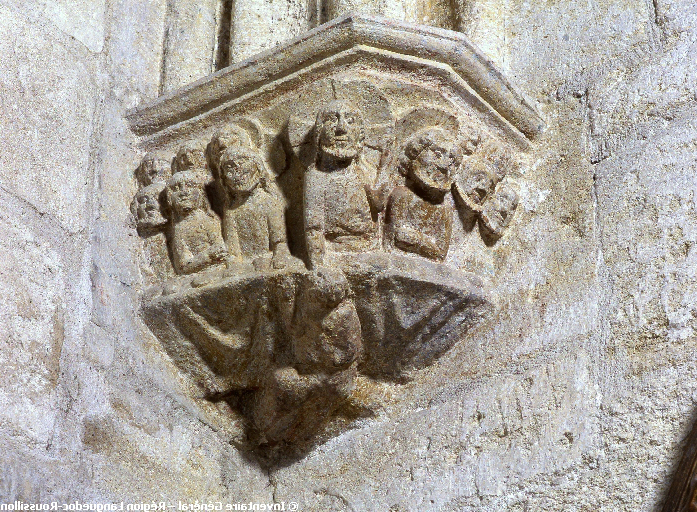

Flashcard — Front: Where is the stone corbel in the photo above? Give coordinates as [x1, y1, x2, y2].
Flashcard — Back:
[126, 13, 544, 460]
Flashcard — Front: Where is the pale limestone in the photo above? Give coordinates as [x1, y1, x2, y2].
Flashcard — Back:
[4, 0, 697, 509]
[41, 0, 106, 53]
[0, 4, 99, 234]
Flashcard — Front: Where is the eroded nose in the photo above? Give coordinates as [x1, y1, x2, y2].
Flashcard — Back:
[336, 116, 348, 134]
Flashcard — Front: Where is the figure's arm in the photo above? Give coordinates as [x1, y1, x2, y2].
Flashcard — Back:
[364, 183, 391, 215]
[267, 196, 294, 268]
[358, 160, 390, 216]
[181, 246, 222, 274]
[172, 232, 198, 275]
[389, 190, 449, 261]
[268, 207, 288, 252]
[173, 216, 227, 275]
[394, 226, 444, 260]
[304, 169, 325, 269]
[206, 217, 229, 263]
[221, 212, 243, 263]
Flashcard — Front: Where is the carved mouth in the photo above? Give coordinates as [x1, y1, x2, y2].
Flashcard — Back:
[435, 167, 450, 180]
[467, 191, 483, 205]
[468, 186, 490, 204]
[141, 210, 161, 221]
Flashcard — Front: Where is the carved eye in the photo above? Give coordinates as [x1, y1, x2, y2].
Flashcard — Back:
[223, 160, 239, 173]
[345, 115, 355, 124]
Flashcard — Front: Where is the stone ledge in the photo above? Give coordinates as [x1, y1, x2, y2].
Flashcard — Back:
[126, 13, 545, 140]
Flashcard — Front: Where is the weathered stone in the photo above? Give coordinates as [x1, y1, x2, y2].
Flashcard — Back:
[7, 0, 697, 507]
[128, 30, 528, 455]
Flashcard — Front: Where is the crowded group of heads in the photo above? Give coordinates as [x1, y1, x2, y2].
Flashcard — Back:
[132, 101, 519, 272]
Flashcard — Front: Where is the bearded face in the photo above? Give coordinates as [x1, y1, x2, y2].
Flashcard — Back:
[134, 183, 167, 229]
[167, 172, 204, 219]
[408, 130, 457, 197]
[220, 150, 263, 195]
[317, 102, 364, 163]
[460, 164, 497, 210]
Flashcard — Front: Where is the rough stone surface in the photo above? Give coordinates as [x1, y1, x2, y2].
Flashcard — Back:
[3, 0, 697, 510]
[129, 50, 513, 458]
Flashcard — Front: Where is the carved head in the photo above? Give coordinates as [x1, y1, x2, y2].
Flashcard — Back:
[315, 100, 365, 165]
[218, 145, 267, 196]
[460, 128, 483, 157]
[401, 127, 459, 198]
[477, 138, 513, 182]
[480, 183, 519, 238]
[165, 171, 207, 220]
[207, 125, 252, 179]
[131, 182, 167, 232]
[173, 144, 207, 174]
[302, 267, 351, 310]
[135, 153, 171, 188]
[458, 161, 499, 212]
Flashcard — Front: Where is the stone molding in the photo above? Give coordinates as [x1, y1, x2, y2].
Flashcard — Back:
[126, 13, 544, 140]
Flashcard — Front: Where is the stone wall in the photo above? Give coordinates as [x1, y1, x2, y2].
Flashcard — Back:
[0, 0, 270, 502]
[2, 0, 697, 509]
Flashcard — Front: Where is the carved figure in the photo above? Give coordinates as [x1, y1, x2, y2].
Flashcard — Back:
[480, 183, 519, 240]
[252, 364, 357, 445]
[165, 171, 227, 275]
[207, 125, 253, 180]
[477, 137, 514, 182]
[135, 152, 171, 188]
[218, 145, 294, 270]
[131, 183, 168, 235]
[304, 100, 382, 269]
[252, 268, 362, 444]
[452, 136, 516, 218]
[173, 143, 207, 174]
[132, 153, 171, 236]
[452, 157, 498, 216]
[291, 268, 362, 373]
[385, 127, 460, 261]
